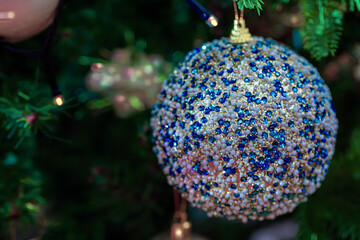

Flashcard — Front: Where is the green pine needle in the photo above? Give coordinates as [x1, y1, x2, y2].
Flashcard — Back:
[236, 0, 264, 15]
[300, 0, 344, 60]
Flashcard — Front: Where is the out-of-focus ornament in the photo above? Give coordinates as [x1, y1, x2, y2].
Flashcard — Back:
[151, 34, 338, 222]
[87, 49, 171, 117]
[170, 212, 192, 240]
[353, 44, 360, 82]
[151, 233, 208, 240]
[151, 192, 209, 240]
[323, 62, 340, 82]
[354, 62, 360, 82]
[249, 219, 298, 240]
[0, 0, 59, 42]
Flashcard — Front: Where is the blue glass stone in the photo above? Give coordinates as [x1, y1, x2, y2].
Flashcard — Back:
[200, 84, 207, 91]
[222, 127, 228, 134]
[227, 68, 234, 73]
[288, 121, 294, 127]
[238, 144, 245, 151]
[266, 110, 273, 117]
[191, 68, 198, 74]
[251, 128, 257, 134]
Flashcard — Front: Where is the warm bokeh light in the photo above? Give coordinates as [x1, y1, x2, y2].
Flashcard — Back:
[175, 228, 183, 237]
[91, 62, 103, 72]
[206, 15, 218, 27]
[0, 11, 15, 20]
[182, 222, 191, 229]
[53, 94, 65, 106]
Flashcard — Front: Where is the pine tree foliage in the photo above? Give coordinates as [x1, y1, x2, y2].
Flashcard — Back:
[300, 0, 344, 60]
[236, 0, 264, 14]
[0, 85, 61, 149]
[296, 126, 360, 240]
[0, 82, 60, 233]
[348, 0, 360, 11]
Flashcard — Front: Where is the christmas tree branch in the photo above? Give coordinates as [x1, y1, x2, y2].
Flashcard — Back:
[236, 0, 264, 14]
[300, 0, 344, 60]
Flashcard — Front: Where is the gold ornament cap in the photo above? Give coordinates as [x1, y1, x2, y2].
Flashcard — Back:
[229, 19, 253, 44]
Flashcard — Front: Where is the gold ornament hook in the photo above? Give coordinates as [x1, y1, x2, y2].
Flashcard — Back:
[230, 1, 252, 44]
[229, 18, 253, 44]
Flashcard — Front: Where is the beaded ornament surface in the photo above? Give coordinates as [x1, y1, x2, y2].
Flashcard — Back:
[151, 36, 338, 222]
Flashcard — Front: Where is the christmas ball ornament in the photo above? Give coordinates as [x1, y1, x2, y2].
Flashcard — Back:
[0, 0, 59, 42]
[150, 36, 338, 222]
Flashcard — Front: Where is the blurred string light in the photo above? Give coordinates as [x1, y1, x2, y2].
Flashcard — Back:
[53, 94, 65, 106]
[185, 0, 218, 27]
